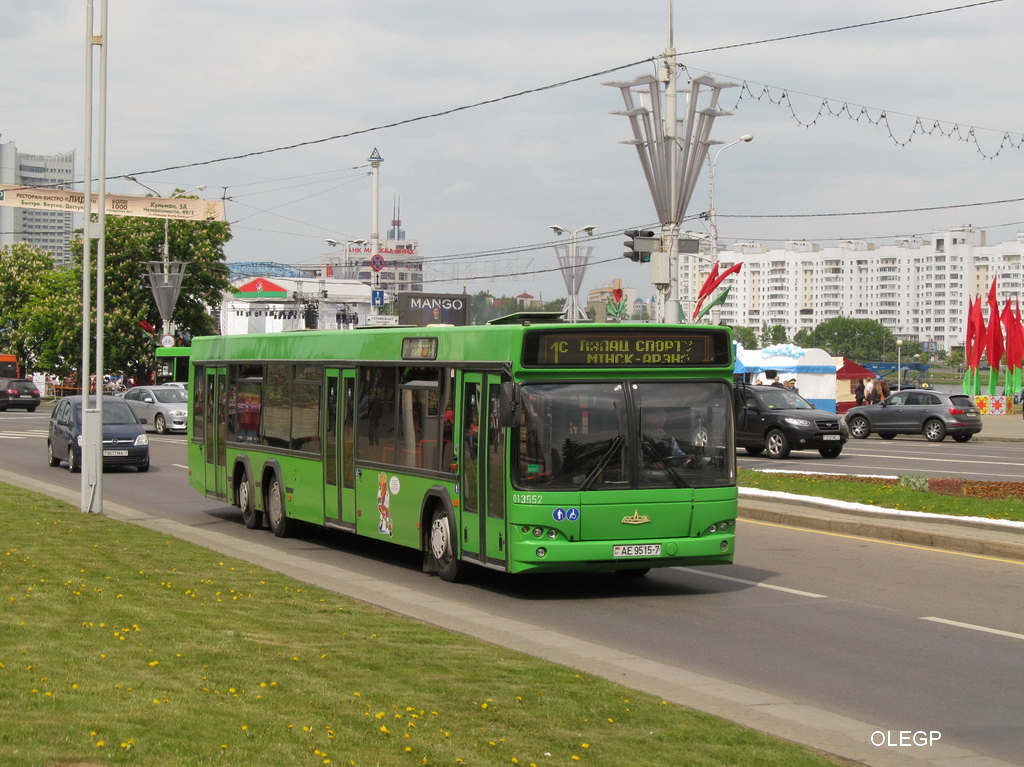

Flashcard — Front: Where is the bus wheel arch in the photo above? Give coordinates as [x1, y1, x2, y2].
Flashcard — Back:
[263, 462, 292, 538]
[234, 458, 262, 530]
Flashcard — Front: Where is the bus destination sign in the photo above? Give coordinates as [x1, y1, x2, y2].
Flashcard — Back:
[523, 329, 729, 367]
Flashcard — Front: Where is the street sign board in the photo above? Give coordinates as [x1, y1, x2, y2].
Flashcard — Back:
[370, 254, 385, 271]
[371, 289, 386, 306]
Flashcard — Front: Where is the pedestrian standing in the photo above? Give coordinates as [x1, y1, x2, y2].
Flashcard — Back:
[855, 379, 865, 406]
[865, 378, 876, 405]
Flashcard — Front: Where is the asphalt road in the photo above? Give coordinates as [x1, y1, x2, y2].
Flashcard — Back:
[3, 408, 1023, 767]
[738, 422, 1024, 481]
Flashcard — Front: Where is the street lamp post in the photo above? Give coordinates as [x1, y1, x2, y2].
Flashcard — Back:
[708, 134, 753, 261]
[896, 339, 904, 391]
[550, 225, 596, 322]
[124, 176, 205, 338]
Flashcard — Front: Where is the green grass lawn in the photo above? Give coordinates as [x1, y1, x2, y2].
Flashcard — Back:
[0, 482, 849, 767]
[738, 470, 1024, 523]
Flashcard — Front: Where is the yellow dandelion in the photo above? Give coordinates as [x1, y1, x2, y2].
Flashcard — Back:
[405, 746, 412, 752]
[379, 726, 389, 734]
[95, 741, 105, 748]
[149, 661, 159, 667]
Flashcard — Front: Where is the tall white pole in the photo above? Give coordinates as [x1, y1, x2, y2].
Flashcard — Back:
[708, 135, 753, 262]
[80, 0, 94, 512]
[663, 9, 680, 324]
[369, 149, 382, 315]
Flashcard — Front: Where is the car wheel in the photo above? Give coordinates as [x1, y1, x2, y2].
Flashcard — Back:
[28, 405, 38, 413]
[238, 471, 263, 529]
[68, 447, 81, 473]
[848, 416, 871, 439]
[155, 414, 167, 435]
[427, 506, 464, 582]
[137, 461, 150, 473]
[266, 475, 292, 538]
[743, 446, 765, 456]
[818, 445, 843, 458]
[923, 419, 947, 442]
[879, 432, 896, 440]
[765, 429, 791, 459]
[47, 441, 61, 467]
[952, 433, 973, 443]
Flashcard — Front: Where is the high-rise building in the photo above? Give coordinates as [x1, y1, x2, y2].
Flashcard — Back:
[686, 225, 1024, 353]
[0, 141, 76, 265]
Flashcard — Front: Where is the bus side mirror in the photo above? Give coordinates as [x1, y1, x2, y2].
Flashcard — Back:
[496, 382, 520, 428]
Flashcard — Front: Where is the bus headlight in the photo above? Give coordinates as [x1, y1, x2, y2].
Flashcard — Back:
[532, 527, 543, 538]
[547, 529, 558, 539]
[536, 547, 547, 558]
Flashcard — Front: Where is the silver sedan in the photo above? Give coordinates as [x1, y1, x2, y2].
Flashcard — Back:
[120, 385, 189, 434]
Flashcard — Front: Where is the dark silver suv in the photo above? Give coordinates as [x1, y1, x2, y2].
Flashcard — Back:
[0, 378, 41, 412]
[845, 389, 982, 442]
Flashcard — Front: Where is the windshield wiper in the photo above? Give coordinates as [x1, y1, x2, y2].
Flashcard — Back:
[580, 434, 626, 491]
[641, 440, 691, 489]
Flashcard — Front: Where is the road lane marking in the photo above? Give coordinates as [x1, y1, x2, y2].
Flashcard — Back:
[743, 518, 1024, 566]
[922, 617, 1024, 642]
[676, 566, 828, 598]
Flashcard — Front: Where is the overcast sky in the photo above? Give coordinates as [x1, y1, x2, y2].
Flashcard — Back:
[4, 0, 1023, 301]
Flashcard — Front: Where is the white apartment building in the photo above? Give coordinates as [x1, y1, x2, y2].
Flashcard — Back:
[681, 226, 1024, 353]
[0, 141, 76, 265]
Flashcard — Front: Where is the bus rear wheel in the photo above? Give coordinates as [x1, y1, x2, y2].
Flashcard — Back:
[427, 507, 463, 583]
[239, 472, 262, 530]
[266, 476, 292, 538]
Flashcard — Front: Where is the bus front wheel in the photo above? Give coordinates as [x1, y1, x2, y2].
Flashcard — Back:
[427, 507, 463, 583]
[266, 476, 292, 538]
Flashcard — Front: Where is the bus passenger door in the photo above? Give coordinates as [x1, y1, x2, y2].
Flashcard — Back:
[459, 374, 507, 569]
[203, 366, 227, 499]
[324, 369, 357, 529]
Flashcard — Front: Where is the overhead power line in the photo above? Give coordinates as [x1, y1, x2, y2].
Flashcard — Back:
[119, 1, 1008, 180]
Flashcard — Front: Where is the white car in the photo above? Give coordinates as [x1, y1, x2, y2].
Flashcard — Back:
[121, 385, 189, 434]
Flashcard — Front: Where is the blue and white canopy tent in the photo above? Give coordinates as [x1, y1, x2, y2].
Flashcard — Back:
[734, 345, 840, 412]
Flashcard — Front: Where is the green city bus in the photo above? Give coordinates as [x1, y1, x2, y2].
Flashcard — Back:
[155, 346, 190, 385]
[186, 317, 737, 581]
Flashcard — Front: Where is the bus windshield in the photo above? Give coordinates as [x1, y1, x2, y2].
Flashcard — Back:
[514, 381, 733, 491]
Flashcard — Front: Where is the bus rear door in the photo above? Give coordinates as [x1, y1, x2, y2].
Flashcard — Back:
[202, 366, 228, 499]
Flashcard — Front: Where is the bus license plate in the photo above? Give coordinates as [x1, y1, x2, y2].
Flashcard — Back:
[613, 544, 661, 558]
[103, 449, 129, 457]
[822, 434, 840, 441]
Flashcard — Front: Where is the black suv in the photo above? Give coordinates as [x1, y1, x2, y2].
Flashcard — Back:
[735, 384, 848, 459]
[0, 378, 41, 412]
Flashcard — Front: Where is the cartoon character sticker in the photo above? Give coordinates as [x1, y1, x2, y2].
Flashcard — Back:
[377, 471, 393, 536]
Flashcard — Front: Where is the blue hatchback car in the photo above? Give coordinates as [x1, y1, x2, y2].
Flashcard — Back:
[47, 395, 150, 472]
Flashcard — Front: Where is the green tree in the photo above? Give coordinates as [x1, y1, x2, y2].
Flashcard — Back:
[0, 243, 67, 369]
[759, 322, 788, 346]
[18, 267, 83, 378]
[809, 317, 892, 359]
[74, 199, 231, 380]
[732, 325, 757, 349]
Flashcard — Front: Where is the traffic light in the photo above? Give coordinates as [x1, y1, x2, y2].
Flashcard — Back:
[623, 229, 658, 263]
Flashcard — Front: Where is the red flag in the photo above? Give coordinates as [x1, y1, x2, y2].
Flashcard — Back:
[693, 262, 743, 320]
[969, 297, 985, 368]
[138, 320, 156, 337]
[965, 297, 977, 368]
[1003, 298, 1024, 371]
[986, 277, 1004, 370]
[696, 262, 720, 303]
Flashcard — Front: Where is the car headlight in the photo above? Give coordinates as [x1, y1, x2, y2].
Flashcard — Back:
[135, 434, 149, 446]
[784, 417, 811, 427]
[76, 435, 83, 447]
[169, 410, 186, 417]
